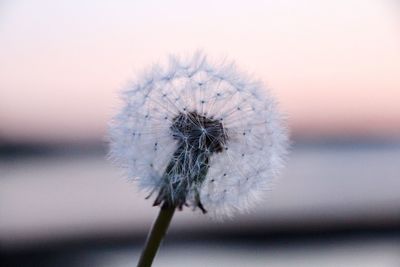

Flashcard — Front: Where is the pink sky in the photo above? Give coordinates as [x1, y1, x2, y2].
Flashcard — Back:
[1, 0, 399, 142]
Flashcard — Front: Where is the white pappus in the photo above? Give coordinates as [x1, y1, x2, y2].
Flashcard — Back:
[109, 53, 288, 219]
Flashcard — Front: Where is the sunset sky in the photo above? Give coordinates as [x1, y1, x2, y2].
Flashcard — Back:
[1, 0, 399, 143]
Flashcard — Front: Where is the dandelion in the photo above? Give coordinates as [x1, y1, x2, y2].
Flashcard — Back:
[109, 52, 288, 266]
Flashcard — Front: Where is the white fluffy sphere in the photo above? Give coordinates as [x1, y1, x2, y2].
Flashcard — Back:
[109, 53, 288, 218]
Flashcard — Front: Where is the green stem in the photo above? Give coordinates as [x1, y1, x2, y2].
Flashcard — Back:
[137, 204, 175, 267]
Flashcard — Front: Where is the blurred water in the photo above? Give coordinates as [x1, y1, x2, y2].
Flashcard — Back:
[1, 144, 399, 248]
[89, 240, 400, 267]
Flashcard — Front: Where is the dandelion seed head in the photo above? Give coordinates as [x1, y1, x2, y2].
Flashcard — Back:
[109, 52, 288, 219]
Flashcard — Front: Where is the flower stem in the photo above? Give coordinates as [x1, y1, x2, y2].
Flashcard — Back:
[137, 204, 175, 267]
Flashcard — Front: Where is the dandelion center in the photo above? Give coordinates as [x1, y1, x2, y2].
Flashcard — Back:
[171, 111, 227, 153]
[153, 111, 228, 212]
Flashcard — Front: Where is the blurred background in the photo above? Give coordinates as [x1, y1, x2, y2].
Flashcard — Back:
[1, 0, 400, 266]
